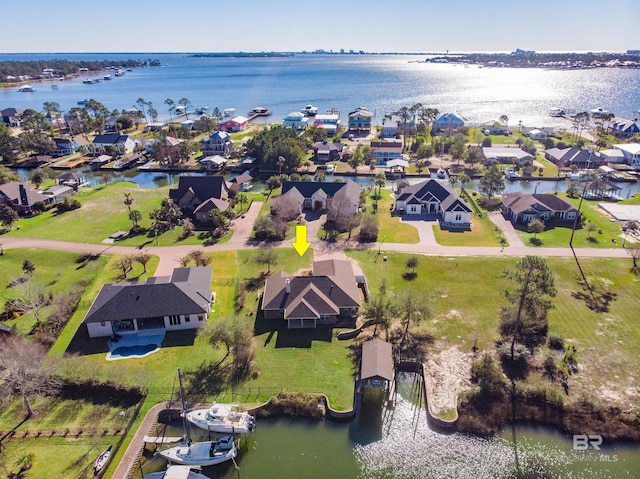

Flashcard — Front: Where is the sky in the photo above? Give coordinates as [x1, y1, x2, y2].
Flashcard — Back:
[1, 0, 639, 53]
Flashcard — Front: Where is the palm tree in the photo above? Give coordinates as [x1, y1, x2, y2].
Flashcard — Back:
[165, 98, 175, 122]
[277, 155, 286, 175]
[397, 106, 411, 151]
[458, 172, 471, 192]
[136, 98, 149, 124]
[179, 98, 191, 120]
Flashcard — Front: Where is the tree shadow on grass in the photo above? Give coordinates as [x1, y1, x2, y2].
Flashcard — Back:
[182, 361, 231, 404]
[528, 237, 543, 246]
[571, 289, 617, 313]
[402, 272, 417, 281]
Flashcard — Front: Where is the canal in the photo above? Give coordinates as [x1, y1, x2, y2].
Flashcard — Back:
[134, 375, 639, 478]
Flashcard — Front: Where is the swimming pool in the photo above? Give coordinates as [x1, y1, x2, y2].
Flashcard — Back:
[107, 343, 160, 361]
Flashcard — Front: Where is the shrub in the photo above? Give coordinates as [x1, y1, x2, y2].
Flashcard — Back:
[56, 196, 81, 213]
[548, 334, 565, 351]
[253, 216, 288, 241]
[543, 353, 558, 380]
[358, 215, 379, 243]
[497, 341, 530, 379]
[470, 352, 506, 400]
[482, 137, 492, 147]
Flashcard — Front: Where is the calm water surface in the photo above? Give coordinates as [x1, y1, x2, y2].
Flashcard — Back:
[136, 377, 639, 478]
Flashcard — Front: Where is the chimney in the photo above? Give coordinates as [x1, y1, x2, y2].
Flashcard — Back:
[19, 184, 28, 206]
[285, 279, 290, 294]
[329, 285, 334, 295]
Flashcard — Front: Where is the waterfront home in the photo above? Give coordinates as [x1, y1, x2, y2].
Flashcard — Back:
[482, 147, 534, 166]
[219, 116, 248, 132]
[42, 185, 74, 202]
[56, 172, 88, 190]
[312, 113, 341, 136]
[169, 176, 230, 222]
[501, 192, 578, 225]
[433, 113, 465, 134]
[199, 155, 227, 172]
[50, 136, 87, 157]
[145, 135, 181, 154]
[312, 140, 344, 163]
[82, 267, 213, 338]
[282, 112, 309, 131]
[261, 259, 362, 329]
[280, 180, 360, 215]
[92, 134, 136, 155]
[527, 129, 547, 141]
[229, 173, 253, 193]
[0, 182, 51, 215]
[371, 141, 404, 163]
[201, 131, 234, 157]
[481, 119, 510, 136]
[612, 143, 640, 169]
[598, 148, 627, 164]
[544, 147, 600, 169]
[0, 107, 22, 127]
[381, 112, 416, 139]
[608, 118, 639, 139]
[348, 107, 373, 134]
[395, 179, 472, 228]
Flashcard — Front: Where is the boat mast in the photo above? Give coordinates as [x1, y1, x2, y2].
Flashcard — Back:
[177, 368, 192, 445]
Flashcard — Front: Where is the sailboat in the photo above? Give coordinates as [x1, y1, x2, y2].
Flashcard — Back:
[93, 445, 112, 475]
[142, 465, 209, 479]
[159, 369, 238, 467]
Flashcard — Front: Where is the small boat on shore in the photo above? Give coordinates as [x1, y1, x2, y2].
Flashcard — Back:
[143, 465, 209, 479]
[186, 402, 255, 434]
[93, 445, 112, 475]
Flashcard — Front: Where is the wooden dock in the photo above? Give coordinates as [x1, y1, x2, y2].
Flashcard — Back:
[143, 435, 183, 445]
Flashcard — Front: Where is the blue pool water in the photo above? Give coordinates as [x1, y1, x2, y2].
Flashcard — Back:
[108, 343, 159, 360]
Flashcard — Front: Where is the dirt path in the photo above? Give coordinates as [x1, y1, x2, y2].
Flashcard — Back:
[423, 345, 473, 415]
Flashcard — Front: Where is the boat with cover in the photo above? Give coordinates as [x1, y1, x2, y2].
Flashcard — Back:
[301, 104, 318, 116]
[142, 465, 209, 479]
[186, 402, 255, 434]
[93, 445, 112, 475]
[159, 369, 237, 467]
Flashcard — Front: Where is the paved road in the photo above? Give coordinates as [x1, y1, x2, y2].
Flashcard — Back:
[1, 210, 629, 278]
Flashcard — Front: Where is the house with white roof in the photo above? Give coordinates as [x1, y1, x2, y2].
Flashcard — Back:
[92, 134, 136, 155]
[482, 147, 534, 166]
[613, 144, 640, 168]
[527, 129, 547, 141]
[219, 116, 248, 132]
[282, 112, 309, 131]
[312, 113, 341, 135]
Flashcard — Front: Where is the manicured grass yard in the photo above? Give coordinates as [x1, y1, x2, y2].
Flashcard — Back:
[347, 250, 640, 405]
[372, 189, 420, 244]
[6, 182, 217, 247]
[0, 436, 114, 479]
[432, 212, 504, 247]
[515, 194, 625, 248]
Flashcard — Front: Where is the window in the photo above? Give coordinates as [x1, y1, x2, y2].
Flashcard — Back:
[198, 314, 204, 321]
[455, 214, 462, 221]
[100, 321, 106, 327]
[169, 315, 181, 326]
[320, 314, 331, 321]
[185, 315, 190, 323]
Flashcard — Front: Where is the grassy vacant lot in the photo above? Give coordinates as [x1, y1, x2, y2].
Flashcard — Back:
[5, 182, 216, 247]
[0, 249, 112, 334]
[51, 247, 356, 410]
[347, 250, 640, 406]
[371, 189, 420, 243]
[0, 436, 114, 479]
[515, 194, 625, 248]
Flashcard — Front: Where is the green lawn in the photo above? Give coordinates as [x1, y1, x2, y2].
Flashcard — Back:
[432, 212, 504, 247]
[0, 249, 114, 334]
[515, 194, 625, 248]
[0, 436, 114, 479]
[372, 189, 420, 243]
[347, 250, 640, 404]
[6, 182, 236, 247]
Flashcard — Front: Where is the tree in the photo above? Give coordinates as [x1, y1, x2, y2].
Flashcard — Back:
[236, 193, 248, 213]
[113, 255, 134, 279]
[586, 221, 597, 239]
[188, 250, 212, 267]
[136, 98, 149, 124]
[149, 197, 182, 233]
[625, 244, 640, 274]
[397, 292, 432, 343]
[416, 143, 434, 161]
[450, 134, 467, 164]
[198, 318, 255, 379]
[527, 218, 545, 240]
[458, 172, 470, 192]
[405, 256, 419, 274]
[0, 124, 20, 163]
[19, 109, 54, 154]
[0, 204, 19, 229]
[566, 181, 581, 198]
[503, 256, 556, 365]
[165, 98, 175, 122]
[179, 97, 192, 120]
[374, 173, 386, 199]
[499, 114, 509, 126]
[363, 295, 396, 338]
[135, 253, 151, 273]
[22, 260, 35, 275]
[123, 192, 134, 215]
[0, 335, 60, 417]
[29, 169, 47, 189]
[254, 248, 279, 274]
[348, 146, 364, 173]
[266, 175, 282, 193]
[13, 277, 46, 326]
[129, 209, 142, 228]
[478, 165, 505, 199]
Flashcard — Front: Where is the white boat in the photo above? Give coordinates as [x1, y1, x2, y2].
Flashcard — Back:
[93, 445, 112, 475]
[326, 164, 335, 174]
[437, 168, 446, 179]
[186, 402, 255, 434]
[301, 104, 318, 116]
[590, 107, 611, 119]
[160, 369, 238, 467]
[159, 435, 237, 467]
[174, 106, 187, 115]
[549, 107, 565, 117]
[103, 74, 112, 80]
[143, 465, 209, 479]
[223, 108, 235, 117]
[18, 85, 35, 92]
[248, 106, 270, 117]
[504, 168, 519, 180]
[195, 106, 209, 115]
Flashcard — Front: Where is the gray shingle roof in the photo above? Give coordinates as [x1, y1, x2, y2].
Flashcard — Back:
[169, 176, 229, 205]
[361, 339, 394, 381]
[83, 267, 212, 324]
